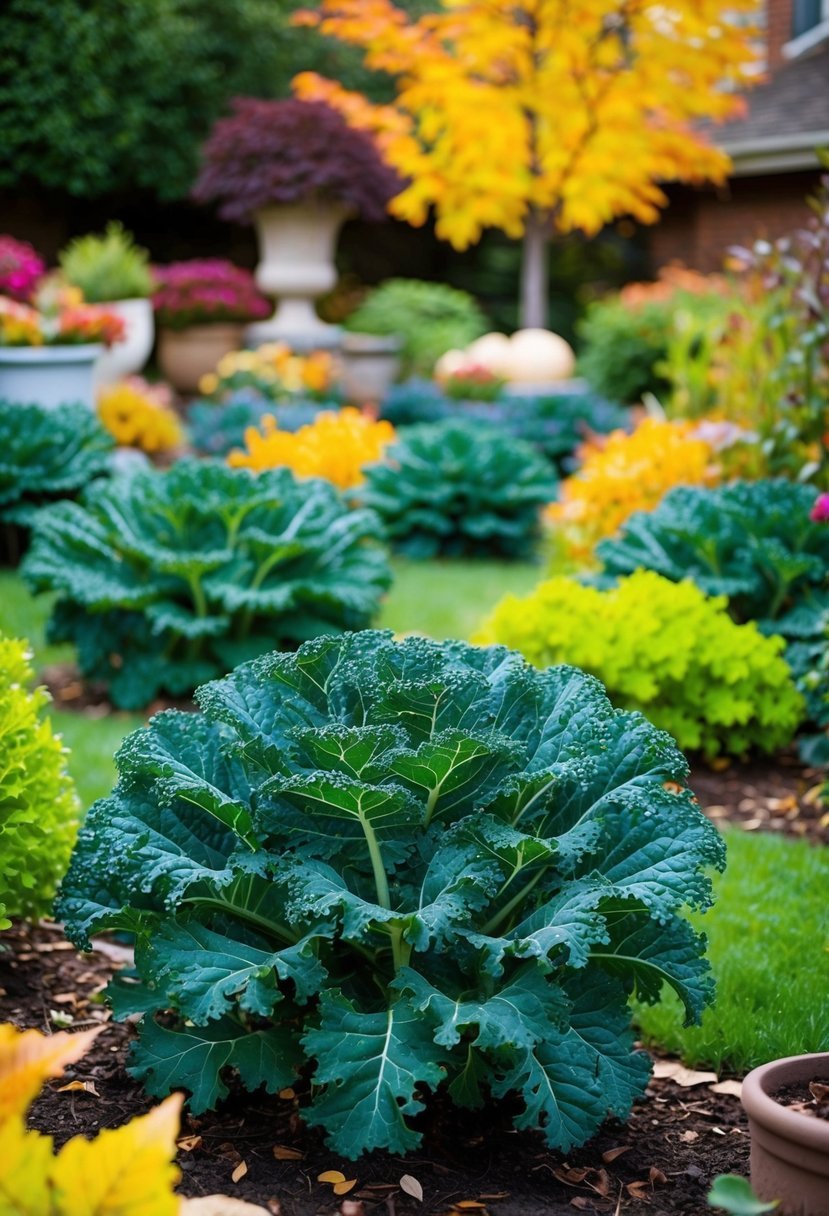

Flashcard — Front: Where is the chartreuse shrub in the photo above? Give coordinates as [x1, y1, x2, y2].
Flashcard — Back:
[0, 400, 113, 561]
[0, 1022, 181, 1215]
[362, 418, 557, 559]
[595, 480, 829, 727]
[477, 571, 804, 758]
[22, 460, 391, 710]
[59, 631, 722, 1158]
[0, 635, 78, 929]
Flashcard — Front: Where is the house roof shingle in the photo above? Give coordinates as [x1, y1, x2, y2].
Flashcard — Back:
[715, 45, 829, 153]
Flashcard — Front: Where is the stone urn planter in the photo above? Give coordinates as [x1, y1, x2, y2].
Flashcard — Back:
[94, 298, 155, 386]
[0, 344, 103, 409]
[339, 333, 402, 403]
[742, 1052, 829, 1215]
[246, 202, 349, 350]
[157, 324, 244, 396]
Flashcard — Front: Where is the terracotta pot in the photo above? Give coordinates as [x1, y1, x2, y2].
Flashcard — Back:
[157, 324, 244, 395]
[742, 1052, 829, 1215]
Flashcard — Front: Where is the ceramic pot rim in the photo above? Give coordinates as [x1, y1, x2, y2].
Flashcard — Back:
[0, 344, 103, 364]
[742, 1053, 829, 1155]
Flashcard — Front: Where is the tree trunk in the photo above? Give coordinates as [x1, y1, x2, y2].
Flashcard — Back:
[520, 209, 549, 329]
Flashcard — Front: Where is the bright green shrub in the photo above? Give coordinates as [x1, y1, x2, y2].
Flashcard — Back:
[595, 480, 829, 727]
[59, 223, 154, 302]
[0, 401, 113, 563]
[477, 571, 804, 758]
[0, 635, 78, 928]
[22, 460, 391, 709]
[577, 298, 671, 404]
[361, 418, 557, 559]
[345, 279, 488, 377]
[59, 630, 722, 1157]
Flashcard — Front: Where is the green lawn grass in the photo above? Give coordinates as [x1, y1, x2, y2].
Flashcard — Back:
[0, 558, 541, 809]
[635, 827, 829, 1072]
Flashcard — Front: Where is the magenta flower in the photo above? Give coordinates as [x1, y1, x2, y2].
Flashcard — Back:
[810, 493, 829, 523]
[0, 236, 45, 302]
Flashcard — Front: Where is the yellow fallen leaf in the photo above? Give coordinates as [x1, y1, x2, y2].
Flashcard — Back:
[0, 1024, 102, 1121]
[278, 1088, 295, 1100]
[318, 1170, 346, 1185]
[272, 1145, 304, 1160]
[57, 1080, 100, 1096]
[333, 1180, 357, 1196]
[50, 1092, 183, 1216]
[231, 1160, 248, 1183]
[177, 1135, 203, 1152]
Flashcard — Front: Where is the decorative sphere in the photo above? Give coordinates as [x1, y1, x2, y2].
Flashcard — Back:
[504, 329, 575, 383]
[464, 332, 513, 377]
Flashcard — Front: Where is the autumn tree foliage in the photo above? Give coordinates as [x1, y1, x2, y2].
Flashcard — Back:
[294, 0, 761, 327]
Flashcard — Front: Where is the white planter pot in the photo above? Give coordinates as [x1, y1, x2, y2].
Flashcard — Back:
[94, 298, 155, 386]
[0, 344, 103, 409]
[340, 333, 402, 403]
[246, 202, 349, 350]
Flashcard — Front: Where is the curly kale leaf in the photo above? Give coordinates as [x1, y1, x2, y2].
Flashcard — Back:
[59, 631, 722, 1158]
[22, 460, 391, 707]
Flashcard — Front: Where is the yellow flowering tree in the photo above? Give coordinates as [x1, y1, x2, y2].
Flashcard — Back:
[294, 0, 760, 327]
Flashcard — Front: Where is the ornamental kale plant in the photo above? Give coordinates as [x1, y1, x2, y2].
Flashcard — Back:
[58, 631, 723, 1157]
[361, 418, 557, 559]
[22, 461, 391, 710]
[595, 480, 829, 724]
[0, 634, 78, 929]
[188, 393, 326, 458]
[379, 380, 629, 473]
[0, 400, 114, 564]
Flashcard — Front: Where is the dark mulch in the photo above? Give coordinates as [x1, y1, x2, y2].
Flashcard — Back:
[41, 661, 194, 718]
[1, 922, 748, 1216]
[689, 751, 827, 846]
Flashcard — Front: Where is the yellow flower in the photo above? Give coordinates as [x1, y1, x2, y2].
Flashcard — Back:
[98, 379, 183, 455]
[228, 407, 396, 490]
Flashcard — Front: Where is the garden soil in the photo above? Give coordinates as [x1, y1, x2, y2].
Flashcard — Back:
[2, 922, 747, 1216]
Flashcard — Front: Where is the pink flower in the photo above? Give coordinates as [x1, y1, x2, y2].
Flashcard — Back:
[810, 493, 829, 523]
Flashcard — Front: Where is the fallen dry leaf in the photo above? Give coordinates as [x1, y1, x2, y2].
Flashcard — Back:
[278, 1087, 296, 1100]
[710, 1079, 743, 1098]
[318, 1171, 347, 1185]
[181, 1198, 271, 1216]
[56, 1080, 99, 1096]
[333, 1181, 357, 1197]
[678, 1130, 699, 1143]
[400, 1174, 423, 1202]
[177, 1135, 203, 1152]
[272, 1145, 304, 1161]
[601, 1146, 631, 1164]
[626, 1181, 650, 1201]
[231, 1161, 248, 1184]
[453, 1204, 487, 1211]
[648, 1167, 667, 1185]
[652, 1059, 718, 1087]
[810, 1082, 829, 1102]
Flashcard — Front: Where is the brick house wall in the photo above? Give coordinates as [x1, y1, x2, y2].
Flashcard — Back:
[647, 0, 828, 274]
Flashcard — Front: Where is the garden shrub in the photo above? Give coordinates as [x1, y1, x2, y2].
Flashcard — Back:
[59, 630, 723, 1157]
[595, 480, 829, 726]
[59, 223, 154, 303]
[228, 407, 396, 490]
[361, 418, 557, 559]
[0, 635, 78, 929]
[22, 460, 391, 709]
[547, 417, 718, 558]
[345, 279, 488, 378]
[0, 400, 113, 564]
[477, 571, 804, 758]
[577, 297, 672, 404]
